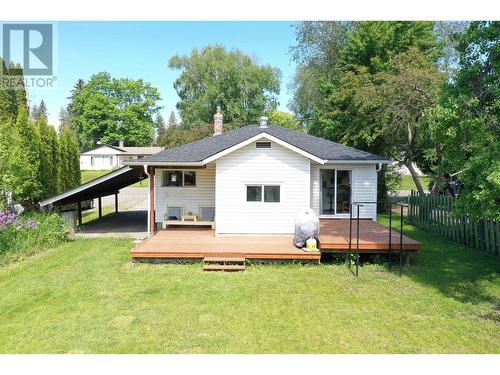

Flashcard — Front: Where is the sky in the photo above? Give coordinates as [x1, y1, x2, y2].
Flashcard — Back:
[27, 21, 299, 126]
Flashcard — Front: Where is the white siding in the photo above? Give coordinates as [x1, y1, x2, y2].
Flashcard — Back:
[310, 163, 377, 219]
[79, 154, 119, 170]
[216, 139, 310, 234]
[80, 146, 122, 170]
[154, 163, 216, 223]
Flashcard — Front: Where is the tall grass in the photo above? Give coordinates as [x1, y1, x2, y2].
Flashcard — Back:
[0, 211, 69, 266]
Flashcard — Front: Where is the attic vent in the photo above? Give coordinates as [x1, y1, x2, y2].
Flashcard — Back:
[256, 141, 271, 149]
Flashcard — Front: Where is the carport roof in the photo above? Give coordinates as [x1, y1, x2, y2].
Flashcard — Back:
[39, 166, 147, 207]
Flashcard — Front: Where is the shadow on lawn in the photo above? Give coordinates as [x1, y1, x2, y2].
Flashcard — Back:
[397, 220, 500, 308]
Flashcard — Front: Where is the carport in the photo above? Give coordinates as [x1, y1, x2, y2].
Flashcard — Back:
[39, 166, 148, 226]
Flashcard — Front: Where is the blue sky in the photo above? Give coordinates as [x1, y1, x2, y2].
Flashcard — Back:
[27, 21, 298, 125]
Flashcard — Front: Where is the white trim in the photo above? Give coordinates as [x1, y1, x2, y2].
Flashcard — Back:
[202, 133, 326, 165]
[39, 166, 132, 207]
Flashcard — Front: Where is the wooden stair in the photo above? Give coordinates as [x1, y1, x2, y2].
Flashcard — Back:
[203, 257, 246, 272]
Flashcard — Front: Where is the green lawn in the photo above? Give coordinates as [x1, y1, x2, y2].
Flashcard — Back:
[0, 217, 498, 353]
[81, 170, 147, 188]
[398, 175, 431, 190]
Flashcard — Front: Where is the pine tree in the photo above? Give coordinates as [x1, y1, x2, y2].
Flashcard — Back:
[67, 79, 85, 117]
[168, 111, 177, 127]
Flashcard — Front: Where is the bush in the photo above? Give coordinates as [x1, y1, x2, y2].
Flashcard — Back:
[0, 211, 70, 266]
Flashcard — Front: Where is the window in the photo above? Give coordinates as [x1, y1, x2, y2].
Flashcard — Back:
[162, 170, 196, 187]
[184, 171, 196, 186]
[246, 185, 280, 202]
[246, 186, 262, 202]
[264, 186, 280, 202]
[109, 156, 113, 164]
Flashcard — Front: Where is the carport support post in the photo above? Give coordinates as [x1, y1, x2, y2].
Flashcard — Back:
[149, 167, 155, 235]
[77, 202, 82, 226]
[98, 197, 102, 219]
[115, 193, 118, 213]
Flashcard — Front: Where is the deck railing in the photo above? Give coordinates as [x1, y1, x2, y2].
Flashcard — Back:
[348, 201, 406, 276]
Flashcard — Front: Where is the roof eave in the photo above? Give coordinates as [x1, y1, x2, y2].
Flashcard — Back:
[324, 159, 391, 164]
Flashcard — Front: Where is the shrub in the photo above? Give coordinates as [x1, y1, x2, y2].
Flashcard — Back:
[0, 211, 70, 266]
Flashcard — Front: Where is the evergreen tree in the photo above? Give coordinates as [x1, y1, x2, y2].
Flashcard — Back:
[38, 118, 60, 197]
[9, 107, 42, 205]
[58, 107, 71, 129]
[59, 125, 81, 191]
[67, 79, 85, 117]
[153, 114, 166, 137]
[168, 111, 178, 127]
[8, 63, 28, 115]
[0, 59, 19, 122]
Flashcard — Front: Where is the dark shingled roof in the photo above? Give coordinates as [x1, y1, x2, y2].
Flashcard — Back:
[127, 124, 388, 164]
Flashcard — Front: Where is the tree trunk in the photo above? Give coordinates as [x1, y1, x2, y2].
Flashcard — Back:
[406, 161, 424, 195]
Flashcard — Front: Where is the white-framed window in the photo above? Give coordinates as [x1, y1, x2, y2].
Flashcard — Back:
[109, 156, 113, 165]
[162, 170, 197, 187]
[246, 185, 280, 203]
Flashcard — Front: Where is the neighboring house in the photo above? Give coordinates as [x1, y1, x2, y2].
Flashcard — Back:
[80, 142, 163, 170]
[123, 111, 390, 235]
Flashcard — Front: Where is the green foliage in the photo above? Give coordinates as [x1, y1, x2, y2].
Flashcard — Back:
[71, 72, 161, 150]
[424, 22, 499, 219]
[168, 111, 178, 127]
[292, 21, 444, 201]
[59, 125, 81, 192]
[38, 118, 60, 197]
[169, 45, 281, 127]
[0, 212, 69, 266]
[267, 110, 303, 131]
[9, 107, 42, 205]
[157, 123, 214, 150]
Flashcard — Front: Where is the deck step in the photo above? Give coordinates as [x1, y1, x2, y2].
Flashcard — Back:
[203, 264, 246, 271]
[203, 257, 245, 263]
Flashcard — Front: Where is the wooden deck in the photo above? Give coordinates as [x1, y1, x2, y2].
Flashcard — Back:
[319, 219, 421, 252]
[130, 219, 421, 261]
[131, 227, 321, 261]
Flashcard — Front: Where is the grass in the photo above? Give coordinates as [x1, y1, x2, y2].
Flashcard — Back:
[0, 217, 498, 353]
[81, 170, 147, 188]
[398, 175, 431, 191]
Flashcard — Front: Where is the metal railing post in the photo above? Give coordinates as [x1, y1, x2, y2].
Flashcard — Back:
[356, 204, 361, 277]
[348, 203, 353, 269]
[388, 204, 392, 270]
[399, 205, 404, 276]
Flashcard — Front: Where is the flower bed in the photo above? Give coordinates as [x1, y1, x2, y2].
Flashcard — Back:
[0, 211, 70, 266]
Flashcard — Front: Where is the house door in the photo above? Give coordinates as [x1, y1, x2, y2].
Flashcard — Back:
[320, 169, 352, 215]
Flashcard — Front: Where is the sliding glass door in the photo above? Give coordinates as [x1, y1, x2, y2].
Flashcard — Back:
[320, 169, 351, 215]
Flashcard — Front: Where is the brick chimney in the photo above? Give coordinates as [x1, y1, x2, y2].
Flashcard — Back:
[213, 106, 223, 136]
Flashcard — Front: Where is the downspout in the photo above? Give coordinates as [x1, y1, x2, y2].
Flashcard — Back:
[144, 164, 151, 238]
[376, 163, 382, 172]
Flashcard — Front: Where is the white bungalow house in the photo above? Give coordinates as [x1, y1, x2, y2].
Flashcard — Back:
[123, 111, 390, 236]
[80, 142, 163, 170]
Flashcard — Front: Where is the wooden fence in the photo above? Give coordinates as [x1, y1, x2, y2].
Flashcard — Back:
[408, 191, 500, 256]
